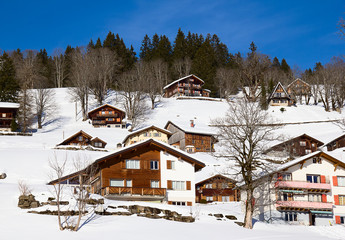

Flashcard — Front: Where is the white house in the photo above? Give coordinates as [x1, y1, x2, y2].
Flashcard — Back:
[240, 151, 345, 226]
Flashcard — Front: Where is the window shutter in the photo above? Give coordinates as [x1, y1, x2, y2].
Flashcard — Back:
[335, 216, 341, 224]
[167, 180, 172, 190]
[167, 160, 172, 169]
[320, 175, 326, 184]
[168, 201, 172, 205]
[186, 181, 191, 190]
[322, 194, 327, 203]
[187, 202, 192, 206]
[333, 176, 338, 186]
[334, 195, 339, 205]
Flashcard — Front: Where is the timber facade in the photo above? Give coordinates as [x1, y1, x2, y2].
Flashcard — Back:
[49, 139, 205, 205]
[163, 74, 210, 98]
[88, 104, 126, 128]
[325, 134, 345, 151]
[286, 78, 311, 104]
[57, 130, 107, 148]
[164, 121, 217, 153]
[268, 82, 294, 106]
[196, 174, 239, 203]
[0, 103, 19, 131]
[266, 134, 323, 158]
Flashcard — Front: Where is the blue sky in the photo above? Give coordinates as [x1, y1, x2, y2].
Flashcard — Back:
[0, 0, 344, 71]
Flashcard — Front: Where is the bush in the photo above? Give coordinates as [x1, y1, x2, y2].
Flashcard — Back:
[199, 199, 208, 204]
[10, 118, 18, 132]
[280, 107, 286, 113]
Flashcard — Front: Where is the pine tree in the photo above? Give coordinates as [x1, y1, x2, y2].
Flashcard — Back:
[155, 35, 172, 62]
[103, 31, 115, 49]
[140, 34, 152, 61]
[280, 58, 291, 74]
[0, 52, 20, 102]
[95, 38, 102, 49]
[260, 80, 268, 110]
[272, 57, 280, 68]
[87, 39, 95, 50]
[191, 38, 217, 94]
[173, 28, 186, 60]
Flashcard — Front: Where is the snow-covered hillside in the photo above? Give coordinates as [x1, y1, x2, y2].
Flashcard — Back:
[1, 88, 345, 239]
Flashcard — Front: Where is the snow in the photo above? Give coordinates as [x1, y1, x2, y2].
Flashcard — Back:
[0, 102, 20, 108]
[1, 88, 345, 239]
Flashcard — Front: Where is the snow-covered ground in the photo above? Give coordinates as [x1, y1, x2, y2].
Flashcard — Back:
[1, 88, 345, 239]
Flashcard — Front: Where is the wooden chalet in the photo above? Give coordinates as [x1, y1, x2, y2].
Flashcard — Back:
[266, 134, 324, 158]
[325, 134, 345, 151]
[163, 74, 210, 98]
[0, 102, 19, 131]
[57, 130, 107, 148]
[195, 174, 239, 203]
[88, 104, 126, 128]
[122, 125, 172, 147]
[49, 139, 205, 206]
[164, 121, 217, 153]
[286, 78, 311, 104]
[268, 82, 294, 106]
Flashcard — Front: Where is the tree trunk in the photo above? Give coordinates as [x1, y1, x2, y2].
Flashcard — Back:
[244, 189, 254, 229]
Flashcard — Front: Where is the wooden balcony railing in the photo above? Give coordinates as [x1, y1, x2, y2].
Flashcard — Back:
[104, 187, 166, 196]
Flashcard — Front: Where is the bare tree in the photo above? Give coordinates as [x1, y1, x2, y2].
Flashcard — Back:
[146, 59, 168, 109]
[213, 99, 277, 229]
[69, 47, 90, 121]
[48, 153, 68, 231]
[52, 48, 67, 88]
[14, 50, 39, 132]
[215, 67, 240, 99]
[172, 57, 192, 80]
[118, 63, 149, 131]
[89, 48, 120, 105]
[238, 53, 271, 102]
[18, 180, 32, 196]
[33, 86, 57, 129]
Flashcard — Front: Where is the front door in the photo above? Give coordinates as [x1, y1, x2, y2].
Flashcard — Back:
[309, 212, 316, 226]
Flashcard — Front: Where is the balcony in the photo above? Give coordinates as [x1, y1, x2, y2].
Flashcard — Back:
[92, 120, 106, 125]
[96, 113, 118, 117]
[276, 201, 333, 211]
[275, 181, 331, 192]
[103, 187, 166, 201]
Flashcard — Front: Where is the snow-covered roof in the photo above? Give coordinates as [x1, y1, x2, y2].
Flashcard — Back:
[0, 102, 20, 109]
[87, 103, 125, 115]
[122, 125, 172, 144]
[163, 74, 204, 90]
[164, 120, 216, 136]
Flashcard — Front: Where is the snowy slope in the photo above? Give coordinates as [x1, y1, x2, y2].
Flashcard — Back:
[1, 88, 345, 239]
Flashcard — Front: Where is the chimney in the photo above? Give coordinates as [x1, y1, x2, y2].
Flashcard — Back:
[190, 120, 195, 128]
[117, 143, 122, 149]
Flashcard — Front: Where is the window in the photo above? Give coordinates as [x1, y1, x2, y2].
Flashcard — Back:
[341, 216, 345, 224]
[285, 212, 297, 222]
[153, 132, 161, 137]
[151, 180, 159, 188]
[308, 194, 321, 202]
[172, 181, 185, 190]
[126, 180, 132, 187]
[110, 179, 124, 187]
[300, 141, 306, 146]
[205, 183, 213, 189]
[340, 195, 345, 206]
[167, 160, 175, 170]
[94, 142, 102, 147]
[78, 136, 83, 141]
[222, 196, 230, 202]
[150, 160, 159, 170]
[206, 196, 213, 201]
[306, 174, 320, 183]
[101, 111, 106, 115]
[338, 176, 345, 187]
[312, 143, 316, 147]
[143, 132, 151, 137]
[312, 157, 322, 164]
[107, 118, 114, 121]
[172, 201, 186, 206]
[282, 193, 293, 201]
[282, 173, 292, 181]
[2, 113, 6, 117]
[126, 160, 140, 169]
[305, 149, 312, 154]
